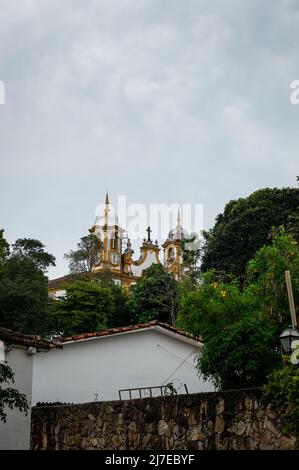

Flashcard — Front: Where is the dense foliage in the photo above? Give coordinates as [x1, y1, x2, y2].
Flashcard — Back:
[178, 229, 299, 389]
[128, 263, 179, 325]
[246, 227, 299, 330]
[0, 230, 9, 265]
[12, 238, 55, 272]
[0, 256, 50, 334]
[64, 234, 101, 280]
[50, 272, 131, 336]
[0, 236, 55, 335]
[49, 280, 113, 336]
[201, 187, 299, 281]
[263, 363, 299, 443]
[199, 311, 280, 389]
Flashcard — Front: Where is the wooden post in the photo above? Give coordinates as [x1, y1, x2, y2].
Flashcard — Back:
[285, 270, 298, 328]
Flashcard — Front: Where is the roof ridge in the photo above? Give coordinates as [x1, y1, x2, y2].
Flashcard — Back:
[61, 321, 202, 343]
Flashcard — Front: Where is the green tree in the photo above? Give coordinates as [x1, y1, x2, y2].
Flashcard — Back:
[128, 263, 179, 325]
[50, 281, 114, 336]
[198, 311, 280, 390]
[0, 230, 9, 265]
[246, 227, 299, 329]
[178, 230, 298, 390]
[92, 271, 131, 327]
[177, 271, 248, 338]
[0, 236, 55, 335]
[263, 363, 299, 444]
[64, 234, 101, 280]
[12, 238, 55, 272]
[0, 363, 29, 422]
[202, 187, 299, 281]
[107, 283, 131, 327]
[181, 238, 202, 284]
[0, 256, 50, 335]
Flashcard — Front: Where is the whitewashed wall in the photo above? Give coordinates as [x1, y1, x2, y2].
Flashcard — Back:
[32, 329, 213, 405]
[0, 347, 33, 450]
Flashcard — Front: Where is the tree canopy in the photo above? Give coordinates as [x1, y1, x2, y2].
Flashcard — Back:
[263, 363, 299, 443]
[178, 229, 299, 390]
[201, 187, 299, 281]
[199, 311, 280, 390]
[49, 270, 132, 336]
[49, 280, 113, 336]
[94, 272, 131, 328]
[128, 263, 179, 325]
[246, 227, 299, 330]
[12, 238, 55, 272]
[0, 230, 9, 265]
[0, 236, 55, 335]
[64, 234, 101, 280]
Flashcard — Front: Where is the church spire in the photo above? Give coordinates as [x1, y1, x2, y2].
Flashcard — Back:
[105, 189, 109, 205]
[176, 210, 182, 228]
[104, 190, 110, 227]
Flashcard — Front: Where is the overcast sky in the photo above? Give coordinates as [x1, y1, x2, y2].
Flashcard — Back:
[0, 0, 298, 278]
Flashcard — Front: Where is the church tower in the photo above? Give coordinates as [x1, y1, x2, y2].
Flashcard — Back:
[89, 191, 125, 272]
[163, 212, 189, 281]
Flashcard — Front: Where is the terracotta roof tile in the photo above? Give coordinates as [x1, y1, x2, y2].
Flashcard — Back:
[0, 327, 62, 350]
[62, 321, 202, 344]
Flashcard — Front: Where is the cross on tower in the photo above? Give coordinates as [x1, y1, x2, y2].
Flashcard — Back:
[146, 226, 152, 242]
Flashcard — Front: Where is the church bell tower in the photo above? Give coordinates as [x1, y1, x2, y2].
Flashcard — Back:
[163, 211, 188, 281]
[89, 191, 124, 272]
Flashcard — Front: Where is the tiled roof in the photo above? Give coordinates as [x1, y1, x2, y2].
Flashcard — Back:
[62, 320, 203, 344]
[48, 274, 76, 290]
[0, 327, 62, 350]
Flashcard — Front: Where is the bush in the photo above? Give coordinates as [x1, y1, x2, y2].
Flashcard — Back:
[263, 363, 299, 445]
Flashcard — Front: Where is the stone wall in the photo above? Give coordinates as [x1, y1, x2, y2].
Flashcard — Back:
[31, 389, 296, 450]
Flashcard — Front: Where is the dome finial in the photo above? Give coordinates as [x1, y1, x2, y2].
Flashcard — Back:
[104, 190, 110, 226]
[176, 210, 182, 228]
[105, 189, 109, 205]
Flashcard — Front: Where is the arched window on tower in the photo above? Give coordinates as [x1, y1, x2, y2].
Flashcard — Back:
[167, 247, 175, 262]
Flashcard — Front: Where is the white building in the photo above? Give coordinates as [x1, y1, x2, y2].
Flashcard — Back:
[0, 328, 58, 450]
[32, 321, 213, 405]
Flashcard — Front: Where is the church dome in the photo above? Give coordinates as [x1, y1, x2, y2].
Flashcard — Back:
[167, 226, 190, 241]
[167, 212, 190, 241]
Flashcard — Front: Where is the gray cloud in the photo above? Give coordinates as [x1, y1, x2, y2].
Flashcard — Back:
[0, 0, 298, 277]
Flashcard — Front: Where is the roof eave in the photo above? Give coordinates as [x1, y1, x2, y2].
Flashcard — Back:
[62, 323, 202, 348]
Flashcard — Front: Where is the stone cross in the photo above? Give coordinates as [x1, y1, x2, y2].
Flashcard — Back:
[146, 226, 152, 242]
